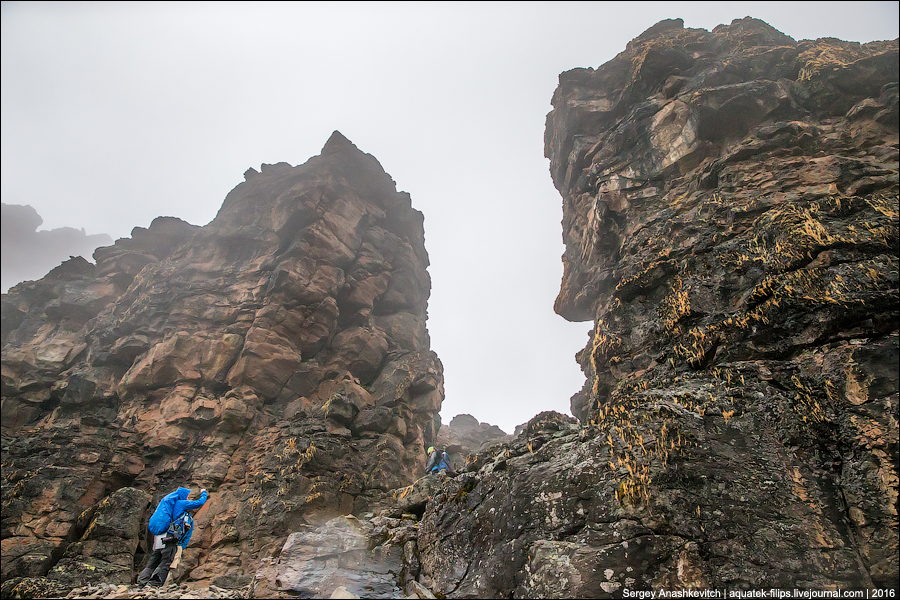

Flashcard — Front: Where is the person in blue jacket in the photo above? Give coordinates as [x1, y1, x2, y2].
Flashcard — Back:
[138, 486, 208, 587]
[424, 446, 455, 477]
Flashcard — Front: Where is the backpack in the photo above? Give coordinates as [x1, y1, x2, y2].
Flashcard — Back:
[431, 450, 450, 472]
[162, 512, 192, 546]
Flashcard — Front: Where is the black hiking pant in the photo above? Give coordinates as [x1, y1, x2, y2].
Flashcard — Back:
[137, 533, 177, 587]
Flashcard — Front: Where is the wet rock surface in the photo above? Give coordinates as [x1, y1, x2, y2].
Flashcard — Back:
[430, 15, 897, 595]
[254, 514, 409, 598]
[2, 16, 898, 600]
[314, 18, 895, 599]
[2, 132, 443, 590]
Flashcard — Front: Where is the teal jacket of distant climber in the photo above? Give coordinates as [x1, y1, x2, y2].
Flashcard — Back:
[424, 446, 451, 475]
[148, 487, 208, 547]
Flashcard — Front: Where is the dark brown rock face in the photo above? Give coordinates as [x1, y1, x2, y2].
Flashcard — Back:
[1, 132, 443, 589]
[415, 18, 898, 596]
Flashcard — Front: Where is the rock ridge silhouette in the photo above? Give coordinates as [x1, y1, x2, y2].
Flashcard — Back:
[2, 132, 444, 594]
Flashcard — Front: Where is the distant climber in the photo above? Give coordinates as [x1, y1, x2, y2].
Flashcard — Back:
[138, 486, 208, 587]
[424, 446, 455, 477]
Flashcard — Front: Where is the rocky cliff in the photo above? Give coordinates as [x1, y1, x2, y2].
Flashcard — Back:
[408, 17, 898, 597]
[1, 132, 444, 590]
[1, 16, 898, 600]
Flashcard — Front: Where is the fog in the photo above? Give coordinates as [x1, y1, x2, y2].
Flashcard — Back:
[2, 1, 897, 432]
[1, 202, 112, 292]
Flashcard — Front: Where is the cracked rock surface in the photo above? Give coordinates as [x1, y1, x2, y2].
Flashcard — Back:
[1, 15, 897, 599]
[413, 17, 898, 596]
[2, 132, 443, 590]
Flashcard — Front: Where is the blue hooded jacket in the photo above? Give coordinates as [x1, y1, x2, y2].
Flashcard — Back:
[427, 450, 450, 473]
[148, 487, 208, 543]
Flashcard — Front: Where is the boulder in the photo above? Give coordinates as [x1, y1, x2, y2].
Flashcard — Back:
[47, 487, 150, 588]
[253, 514, 428, 599]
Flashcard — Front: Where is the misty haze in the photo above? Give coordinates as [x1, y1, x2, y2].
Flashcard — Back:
[1, 203, 112, 293]
[1, 2, 897, 598]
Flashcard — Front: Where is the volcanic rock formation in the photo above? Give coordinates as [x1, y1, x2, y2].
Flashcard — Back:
[412, 17, 898, 596]
[1, 16, 898, 600]
[1, 132, 444, 589]
[433, 413, 513, 472]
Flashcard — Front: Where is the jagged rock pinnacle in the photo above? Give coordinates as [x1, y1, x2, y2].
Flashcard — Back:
[321, 129, 356, 154]
[1, 124, 443, 590]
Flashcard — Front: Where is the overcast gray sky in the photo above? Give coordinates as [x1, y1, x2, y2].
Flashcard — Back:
[2, 1, 898, 433]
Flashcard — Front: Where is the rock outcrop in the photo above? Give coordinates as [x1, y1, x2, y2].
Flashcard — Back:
[433, 414, 513, 472]
[436, 414, 511, 454]
[254, 513, 425, 599]
[2, 16, 898, 599]
[1, 132, 443, 590]
[412, 17, 898, 596]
